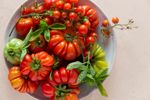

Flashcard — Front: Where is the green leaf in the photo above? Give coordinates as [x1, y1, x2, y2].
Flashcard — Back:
[77, 70, 88, 83]
[90, 66, 96, 76]
[83, 16, 89, 22]
[96, 82, 108, 97]
[49, 23, 66, 30]
[44, 29, 50, 42]
[84, 76, 95, 86]
[95, 68, 108, 79]
[100, 74, 109, 81]
[22, 28, 33, 48]
[29, 29, 43, 42]
[48, 10, 53, 16]
[20, 49, 27, 62]
[67, 61, 83, 70]
[40, 20, 48, 30]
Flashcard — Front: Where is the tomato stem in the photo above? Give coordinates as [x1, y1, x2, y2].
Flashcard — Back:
[30, 58, 41, 71]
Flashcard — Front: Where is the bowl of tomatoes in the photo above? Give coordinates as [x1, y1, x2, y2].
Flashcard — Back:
[4, 0, 116, 100]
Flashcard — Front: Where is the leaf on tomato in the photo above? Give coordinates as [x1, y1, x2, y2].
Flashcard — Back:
[20, 48, 27, 62]
[67, 61, 84, 70]
[44, 29, 50, 42]
[96, 81, 108, 97]
[94, 68, 108, 80]
[29, 29, 43, 42]
[77, 70, 87, 83]
[40, 20, 48, 30]
[49, 23, 66, 30]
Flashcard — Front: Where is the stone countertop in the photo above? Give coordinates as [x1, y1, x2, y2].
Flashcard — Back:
[0, 0, 150, 100]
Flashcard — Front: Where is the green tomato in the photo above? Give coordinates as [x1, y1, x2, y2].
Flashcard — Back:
[4, 38, 23, 65]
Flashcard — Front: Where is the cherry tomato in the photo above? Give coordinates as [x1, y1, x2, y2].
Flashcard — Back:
[90, 32, 98, 39]
[83, 20, 91, 28]
[16, 18, 34, 37]
[44, 0, 53, 10]
[69, 12, 77, 21]
[91, 19, 99, 29]
[64, 3, 72, 10]
[53, 10, 61, 19]
[112, 17, 119, 24]
[55, 0, 64, 9]
[85, 36, 95, 45]
[75, 6, 83, 13]
[65, 20, 72, 27]
[68, 0, 79, 3]
[32, 16, 41, 26]
[81, 5, 91, 16]
[75, 22, 81, 30]
[78, 25, 88, 35]
[21, 7, 31, 15]
[61, 12, 68, 19]
[30, 5, 45, 13]
[102, 19, 109, 27]
[43, 16, 53, 25]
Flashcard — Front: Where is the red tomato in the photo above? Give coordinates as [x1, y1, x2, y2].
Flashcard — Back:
[61, 12, 68, 19]
[65, 20, 72, 27]
[78, 25, 88, 35]
[53, 10, 61, 19]
[16, 18, 34, 37]
[91, 19, 99, 29]
[43, 16, 53, 25]
[21, 7, 31, 15]
[65, 93, 78, 100]
[90, 32, 98, 39]
[64, 3, 72, 10]
[68, 0, 78, 3]
[50, 30, 63, 36]
[30, 5, 45, 13]
[83, 20, 91, 28]
[44, 0, 53, 10]
[29, 35, 47, 53]
[81, 5, 91, 16]
[41, 83, 56, 97]
[20, 52, 54, 81]
[67, 69, 78, 85]
[102, 19, 109, 27]
[69, 12, 77, 21]
[59, 67, 68, 83]
[85, 36, 96, 45]
[55, 0, 64, 9]
[75, 6, 83, 13]
[32, 16, 41, 26]
[112, 17, 119, 24]
[53, 70, 62, 84]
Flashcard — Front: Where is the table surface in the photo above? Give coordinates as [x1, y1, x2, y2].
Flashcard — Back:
[0, 0, 150, 100]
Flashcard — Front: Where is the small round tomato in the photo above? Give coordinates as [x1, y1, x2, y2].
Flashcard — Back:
[112, 17, 119, 24]
[21, 7, 31, 15]
[85, 36, 95, 45]
[67, 0, 78, 3]
[81, 5, 91, 16]
[90, 32, 98, 39]
[102, 19, 109, 27]
[61, 12, 68, 19]
[55, 0, 64, 9]
[43, 16, 53, 25]
[32, 16, 41, 26]
[69, 12, 77, 21]
[44, 0, 52, 10]
[83, 20, 91, 28]
[65, 93, 78, 100]
[53, 10, 61, 19]
[16, 18, 34, 37]
[29, 35, 46, 53]
[75, 22, 81, 30]
[91, 19, 99, 29]
[75, 6, 83, 13]
[65, 20, 72, 27]
[64, 3, 72, 10]
[30, 5, 45, 13]
[78, 25, 88, 35]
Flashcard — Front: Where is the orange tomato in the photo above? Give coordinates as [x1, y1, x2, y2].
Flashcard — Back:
[65, 93, 78, 100]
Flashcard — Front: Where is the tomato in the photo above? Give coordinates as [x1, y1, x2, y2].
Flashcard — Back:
[53, 10, 61, 19]
[65, 93, 78, 100]
[83, 20, 91, 28]
[30, 5, 45, 13]
[29, 35, 46, 53]
[85, 36, 95, 45]
[70, 87, 80, 95]
[67, 69, 78, 85]
[41, 83, 56, 97]
[66, 0, 78, 3]
[75, 6, 83, 13]
[32, 16, 41, 26]
[55, 0, 64, 9]
[91, 19, 99, 29]
[8, 67, 38, 93]
[21, 7, 31, 15]
[90, 32, 98, 39]
[20, 51, 54, 81]
[50, 30, 63, 36]
[59, 67, 68, 83]
[16, 18, 34, 37]
[44, 0, 53, 10]
[43, 16, 53, 25]
[61, 12, 68, 19]
[102, 19, 109, 27]
[81, 5, 91, 16]
[69, 12, 77, 21]
[112, 17, 119, 24]
[78, 25, 88, 35]
[65, 20, 72, 27]
[64, 3, 72, 10]
[49, 32, 82, 61]
[53, 70, 62, 84]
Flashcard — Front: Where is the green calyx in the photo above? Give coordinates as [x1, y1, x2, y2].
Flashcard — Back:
[64, 34, 74, 42]
[30, 58, 41, 71]
[55, 85, 71, 97]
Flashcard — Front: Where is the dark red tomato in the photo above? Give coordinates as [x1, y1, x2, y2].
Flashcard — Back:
[91, 19, 99, 29]
[75, 22, 81, 30]
[59, 67, 68, 83]
[90, 32, 98, 39]
[64, 3, 72, 10]
[67, 69, 78, 85]
[85, 36, 95, 45]
[53, 70, 62, 84]
[69, 12, 77, 21]
[83, 20, 91, 28]
[44, 0, 53, 10]
[30, 5, 45, 13]
[78, 24, 88, 35]
[81, 5, 91, 16]
[61, 12, 68, 19]
[50, 30, 63, 36]
[16, 18, 34, 37]
[32, 16, 41, 26]
[65, 20, 72, 27]
[66, 0, 78, 3]
[43, 16, 53, 25]
[29, 35, 47, 53]
[53, 10, 61, 19]
[21, 7, 31, 15]
[75, 6, 83, 13]
[55, 0, 64, 9]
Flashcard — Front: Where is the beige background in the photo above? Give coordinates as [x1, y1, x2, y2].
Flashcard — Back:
[0, 0, 150, 100]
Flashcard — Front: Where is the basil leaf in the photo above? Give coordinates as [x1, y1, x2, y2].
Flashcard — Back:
[77, 70, 88, 83]
[44, 29, 50, 42]
[96, 82, 108, 97]
[67, 61, 83, 70]
[29, 29, 43, 42]
[100, 74, 109, 81]
[20, 49, 27, 62]
[22, 28, 33, 48]
[40, 20, 48, 30]
[95, 68, 108, 79]
[83, 16, 89, 22]
[49, 23, 66, 30]
[90, 66, 96, 76]
[48, 10, 53, 16]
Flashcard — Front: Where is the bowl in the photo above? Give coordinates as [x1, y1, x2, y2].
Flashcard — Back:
[3, 0, 116, 100]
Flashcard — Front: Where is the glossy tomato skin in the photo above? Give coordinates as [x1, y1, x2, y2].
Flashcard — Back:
[44, 0, 52, 10]
[29, 35, 47, 53]
[64, 3, 72, 10]
[69, 12, 77, 21]
[21, 7, 31, 15]
[55, 0, 64, 9]
[30, 5, 45, 13]
[32, 16, 41, 26]
[53, 10, 61, 19]
[20, 51, 54, 81]
[16, 18, 34, 37]
[53, 70, 62, 84]
[59, 67, 68, 83]
[8, 67, 38, 93]
[85, 36, 96, 45]
[78, 25, 88, 35]
[43, 16, 53, 25]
